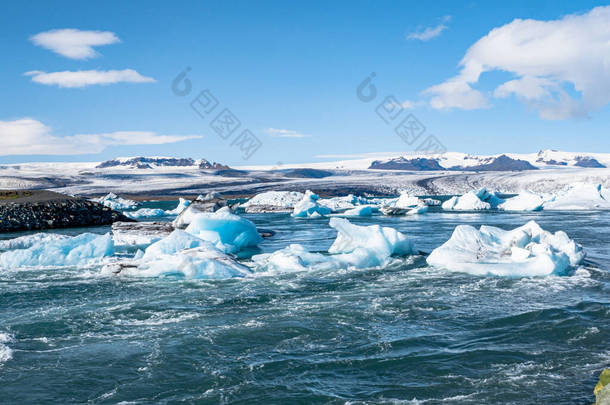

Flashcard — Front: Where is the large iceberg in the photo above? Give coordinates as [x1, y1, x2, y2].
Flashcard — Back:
[104, 229, 250, 279]
[427, 221, 584, 277]
[498, 191, 544, 211]
[543, 183, 610, 210]
[337, 205, 374, 217]
[94, 193, 139, 210]
[291, 191, 332, 218]
[0, 233, 69, 251]
[252, 218, 416, 272]
[184, 207, 263, 253]
[0, 233, 114, 269]
[442, 187, 504, 211]
[241, 191, 304, 213]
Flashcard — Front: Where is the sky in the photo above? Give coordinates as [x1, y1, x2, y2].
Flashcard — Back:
[1, 0, 610, 165]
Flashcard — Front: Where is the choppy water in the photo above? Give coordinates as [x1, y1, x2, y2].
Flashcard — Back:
[0, 206, 609, 404]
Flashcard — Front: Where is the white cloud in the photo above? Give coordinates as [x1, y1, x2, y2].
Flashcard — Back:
[25, 69, 156, 88]
[30, 29, 119, 59]
[423, 6, 610, 119]
[0, 118, 202, 156]
[266, 128, 309, 138]
[407, 16, 451, 41]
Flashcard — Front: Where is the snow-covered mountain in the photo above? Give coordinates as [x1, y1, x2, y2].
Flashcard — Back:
[0, 150, 609, 197]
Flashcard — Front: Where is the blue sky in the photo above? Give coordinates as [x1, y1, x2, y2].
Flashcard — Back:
[1, 0, 609, 165]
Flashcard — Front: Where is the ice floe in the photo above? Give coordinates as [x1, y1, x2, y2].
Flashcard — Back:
[166, 198, 191, 215]
[111, 222, 173, 248]
[291, 191, 332, 218]
[184, 207, 263, 253]
[378, 192, 429, 215]
[442, 187, 504, 211]
[124, 208, 167, 220]
[252, 218, 416, 272]
[318, 194, 371, 212]
[427, 221, 585, 277]
[104, 229, 250, 279]
[0, 233, 69, 251]
[94, 193, 139, 210]
[542, 183, 610, 210]
[337, 205, 374, 217]
[498, 191, 544, 211]
[0, 233, 114, 269]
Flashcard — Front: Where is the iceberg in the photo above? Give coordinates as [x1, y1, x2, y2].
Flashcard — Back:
[427, 221, 584, 277]
[442, 187, 504, 211]
[252, 218, 416, 272]
[0, 233, 114, 269]
[543, 183, 610, 210]
[291, 191, 332, 218]
[111, 222, 173, 248]
[124, 208, 167, 220]
[104, 230, 250, 279]
[184, 207, 263, 253]
[166, 198, 191, 215]
[337, 205, 374, 217]
[379, 192, 428, 216]
[241, 191, 304, 213]
[94, 193, 139, 210]
[0, 233, 69, 251]
[318, 194, 372, 212]
[498, 191, 544, 211]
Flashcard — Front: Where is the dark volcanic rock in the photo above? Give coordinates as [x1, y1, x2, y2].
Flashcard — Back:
[199, 159, 230, 170]
[452, 155, 538, 171]
[97, 157, 198, 169]
[0, 190, 132, 232]
[369, 158, 444, 171]
[574, 156, 605, 168]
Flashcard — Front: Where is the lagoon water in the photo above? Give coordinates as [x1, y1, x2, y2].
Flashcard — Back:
[0, 206, 608, 404]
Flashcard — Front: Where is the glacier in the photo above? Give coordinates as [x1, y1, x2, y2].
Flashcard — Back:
[427, 221, 585, 277]
[291, 191, 332, 218]
[0, 233, 114, 269]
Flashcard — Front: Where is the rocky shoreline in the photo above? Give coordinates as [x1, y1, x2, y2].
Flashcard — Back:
[0, 190, 132, 232]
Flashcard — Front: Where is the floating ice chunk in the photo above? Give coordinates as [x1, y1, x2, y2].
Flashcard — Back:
[124, 208, 167, 220]
[406, 205, 428, 215]
[378, 193, 428, 216]
[252, 218, 416, 272]
[166, 198, 191, 215]
[112, 222, 172, 248]
[543, 183, 610, 210]
[141, 229, 215, 261]
[395, 193, 426, 209]
[0, 233, 114, 269]
[184, 207, 263, 253]
[498, 191, 544, 211]
[113, 247, 251, 279]
[0, 233, 69, 251]
[329, 217, 415, 257]
[427, 220, 585, 277]
[241, 191, 304, 211]
[338, 205, 374, 217]
[318, 194, 372, 212]
[291, 190, 332, 218]
[94, 193, 138, 210]
[442, 187, 504, 211]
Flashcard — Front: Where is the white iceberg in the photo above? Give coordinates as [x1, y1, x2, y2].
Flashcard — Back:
[0, 233, 69, 251]
[427, 221, 584, 277]
[124, 208, 167, 220]
[337, 205, 374, 217]
[241, 191, 304, 212]
[291, 191, 332, 218]
[252, 218, 416, 272]
[105, 229, 250, 279]
[184, 207, 263, 253]
[542, 183, 610, 210]
[379, 193, 428, 216]
[0, 233, 114, 269]
[166, 198, 191, 215]
[94, 193, 139, 210]
[318, 194, 372, 212]
[442, 187, 504, 211]
[498, 191, 544, 211]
